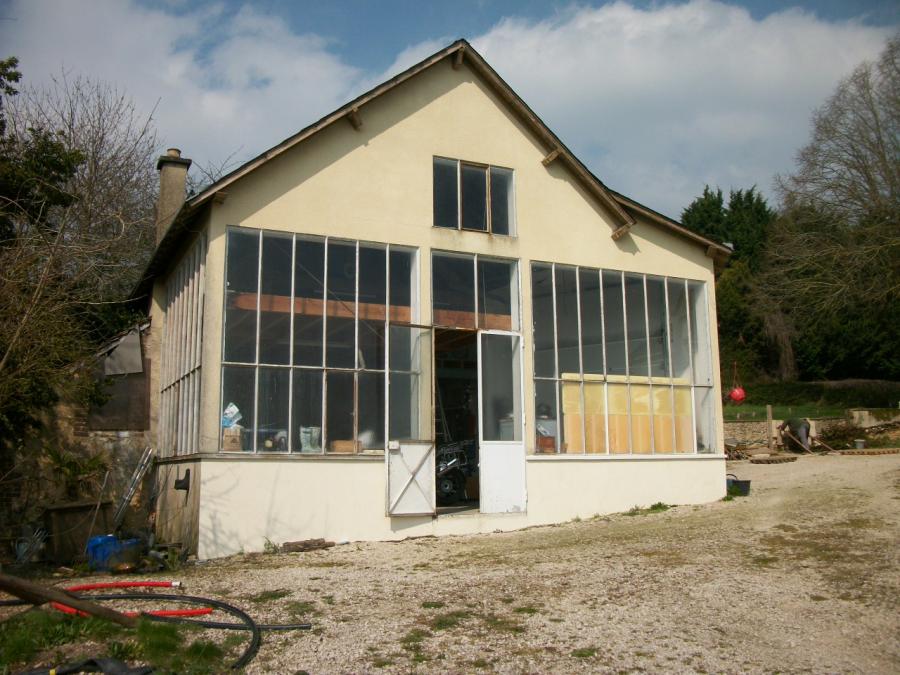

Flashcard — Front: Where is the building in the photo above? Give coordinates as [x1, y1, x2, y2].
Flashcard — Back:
[139, 40, 730, 559]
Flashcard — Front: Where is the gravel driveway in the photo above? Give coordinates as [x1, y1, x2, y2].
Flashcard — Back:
[9, 454, 899, 673]
[162, 453, 896, 673]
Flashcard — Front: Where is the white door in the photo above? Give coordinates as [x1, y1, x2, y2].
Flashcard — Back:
[385, 326, 435, 516]
[387, 441, 435, 516]
[478, 331, 527, 513]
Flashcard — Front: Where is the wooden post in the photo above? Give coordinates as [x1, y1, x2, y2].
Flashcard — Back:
[766, 404, 774, 453]
[0, 573, 137, 628]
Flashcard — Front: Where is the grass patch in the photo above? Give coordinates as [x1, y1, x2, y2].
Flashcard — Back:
[430, 610, 470, 631]
[421, 600, 445, 609]
[249, 588, 291, 603]
[286, 600, 319, 618]
[321, 594, 335, 605]
[571, 647, 598, 658]
[751, 555, 779, 567]
[481, 614, 525, 633]
[400, 628, 431, 647]
[372, 656, 394, 667]
[625, 502, 670, 516]
[513, 605, 540, 615]
[0, 612, 233, 674]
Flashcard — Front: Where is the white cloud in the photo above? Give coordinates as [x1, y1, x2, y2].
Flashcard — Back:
[2, 0, 894, 216]
[470, 1, 893, 215]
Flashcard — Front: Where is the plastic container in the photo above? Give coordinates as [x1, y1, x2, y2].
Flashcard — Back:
[86, 535, 143, 570]
[854, 439, 866, 450]
[726, 473, 751, 497]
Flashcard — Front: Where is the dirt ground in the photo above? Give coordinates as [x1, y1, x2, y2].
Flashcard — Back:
[7, 454, 900, 673]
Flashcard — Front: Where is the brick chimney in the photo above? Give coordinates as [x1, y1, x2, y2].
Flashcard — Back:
[155, 148, 192, 244]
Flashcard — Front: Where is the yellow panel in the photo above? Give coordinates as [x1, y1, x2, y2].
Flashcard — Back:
[584, 383, 606, 454]
[652, 386, 674, 454]
[674, 386, 694, 453]
[561, 381, 584, 453]
[630, 385, 651, 454]
[607, 383, 629, 453]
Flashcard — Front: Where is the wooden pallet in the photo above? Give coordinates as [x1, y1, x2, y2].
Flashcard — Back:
[750, 455, 798, 464]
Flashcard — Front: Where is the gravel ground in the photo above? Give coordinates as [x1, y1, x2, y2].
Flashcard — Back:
[7, 454, 900, 673]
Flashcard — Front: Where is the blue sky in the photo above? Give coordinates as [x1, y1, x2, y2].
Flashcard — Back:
[2, 0, 897, 217]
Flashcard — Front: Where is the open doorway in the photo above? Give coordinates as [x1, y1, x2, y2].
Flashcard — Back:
[434, 328, 479, 513]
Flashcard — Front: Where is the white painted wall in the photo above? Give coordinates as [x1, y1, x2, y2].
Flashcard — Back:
[194, 455, 724, 558]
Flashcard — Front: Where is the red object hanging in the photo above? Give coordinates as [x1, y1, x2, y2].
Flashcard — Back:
[728, 386, 746, 403]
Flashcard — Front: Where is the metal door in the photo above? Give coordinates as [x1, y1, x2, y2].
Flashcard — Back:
[385, 325, 435, 516]
[477, 331, 527, 513]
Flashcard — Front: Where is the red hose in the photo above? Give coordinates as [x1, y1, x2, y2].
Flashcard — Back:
[52, 580, 208, 618]
[65, 581, 181, 592]
[52, 602, 212, 618]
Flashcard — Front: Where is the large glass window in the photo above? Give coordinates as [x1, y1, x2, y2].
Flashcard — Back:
[221, 228, 418, 454]
[432, 252, 518, 331]
[481, 334, 522, 441]
[432, 157, 515, 235]
[531, 262, 716, 455]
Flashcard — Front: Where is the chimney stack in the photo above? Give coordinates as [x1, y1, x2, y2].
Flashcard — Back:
[156, 147, 192, 244]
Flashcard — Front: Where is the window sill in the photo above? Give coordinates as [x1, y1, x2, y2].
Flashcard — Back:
[158, 452, 385, 463]
[526, 453, 725, 461]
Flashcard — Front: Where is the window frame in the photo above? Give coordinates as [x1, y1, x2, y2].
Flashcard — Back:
[220, 227, 419, 455]
[431, 250, 521, 332]
[530, 261, 716, 457]
[432, 156, 516, 236]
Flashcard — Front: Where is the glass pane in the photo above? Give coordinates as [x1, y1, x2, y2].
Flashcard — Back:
[689, 281, 713, 386]
[461, 163, 487, 231]
[478, 258, 517, 331]
[257, 368, 289, 452]
[432, 253, 475, 328]
[292, 369, 323, 453]
[223, 229, 259, 363]
[258, 233, 292, 365]
[294, 238, 325, 367]
[646, 276, 669, 378]
[221, 366, 255, 452]
[630, 384, 652, 453]
[579, 269, 604, 375]
[584, 382, 606, 453]
[652, 385, 674, 453]
[534, 379, 558, 453]
[358, 371, 385, 450]
[607, 382, 629, 453]
[389, 326, 432, 440]
[695, 387, 716, 453]
[560, 380, 584, 453]
[667, 279, 691, 382]
[625, 273, 649, 378]
[358, 245, 386, 370]
[555, 266, 579, 377]
[389, 248, 415, 323]
[326, 370, 355, 452]
[433, 158, 458, 229]
[531, 264, 555, 378]
[602, 271, 626, 376]
[673, 386, 693, 453]
[326, 241, 356, 368]
[481, 334, 521, 441]
[489, 166, 513, 235]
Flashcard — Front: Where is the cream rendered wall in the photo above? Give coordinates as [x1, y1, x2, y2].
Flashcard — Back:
[198, 61, 723, 454]
[196, 455, 723, 558]
[175, 60, 725, 557]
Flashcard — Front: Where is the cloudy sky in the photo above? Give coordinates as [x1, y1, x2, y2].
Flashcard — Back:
[2, 0, 897, 218]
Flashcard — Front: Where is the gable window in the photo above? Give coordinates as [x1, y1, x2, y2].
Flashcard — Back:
[433, 157, 515, 235]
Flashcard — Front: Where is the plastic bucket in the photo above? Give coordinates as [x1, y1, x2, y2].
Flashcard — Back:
[726, 473, 751, 497]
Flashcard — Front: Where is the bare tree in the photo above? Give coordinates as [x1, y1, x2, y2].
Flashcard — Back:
[764, 34, 900, 313]
[0, 71, 158, 431]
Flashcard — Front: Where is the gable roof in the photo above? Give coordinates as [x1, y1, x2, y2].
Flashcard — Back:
[133, 39, 729, 301]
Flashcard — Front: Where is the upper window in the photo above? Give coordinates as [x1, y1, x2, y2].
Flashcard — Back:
[433, 157, 515, 235]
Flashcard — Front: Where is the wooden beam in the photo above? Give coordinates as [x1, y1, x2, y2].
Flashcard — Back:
[611, 224, 631, 241]
[347, 107, 363, 131]
[541, 149, 561, 167]
[0, 573, 137, 629]
[453, 47, 466, 70]
[212, 191, 228, 204]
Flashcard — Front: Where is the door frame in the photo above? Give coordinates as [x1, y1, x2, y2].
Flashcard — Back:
[477, 329, 527, 514]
